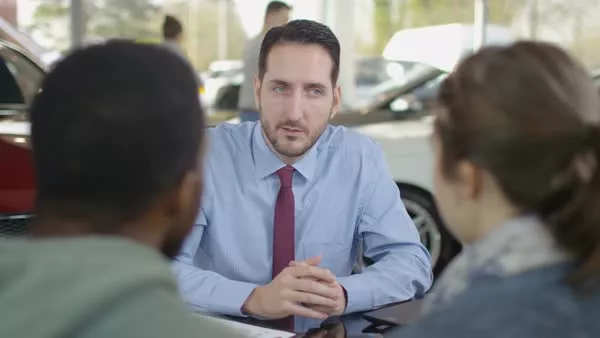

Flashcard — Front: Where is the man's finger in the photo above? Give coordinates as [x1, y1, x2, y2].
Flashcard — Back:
[284, 301, 329, 320]
[287, 290, 338, 308]
[290, 265, 336, 282]
[289, 278, 339, 299]
[306, 305, 335, 315]
[289, 256, 321, 267]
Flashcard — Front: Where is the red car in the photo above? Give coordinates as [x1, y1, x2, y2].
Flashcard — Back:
[0, 40, 45, 236]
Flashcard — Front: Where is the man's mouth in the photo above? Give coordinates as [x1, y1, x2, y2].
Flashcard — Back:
[280, 126, 304, 134]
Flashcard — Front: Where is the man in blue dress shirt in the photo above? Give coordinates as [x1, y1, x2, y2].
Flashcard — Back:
[173, 19, 433, 332]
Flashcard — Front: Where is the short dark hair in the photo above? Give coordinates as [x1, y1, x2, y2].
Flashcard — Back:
[30, 40, 204, 225]
[258, 19, 340, 85]
[162, 15, 183, 40]
[265, 1, 291, 16]
[436, 41, 600, 287]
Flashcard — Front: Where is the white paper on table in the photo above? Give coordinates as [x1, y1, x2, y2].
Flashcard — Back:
[194, 313, 296, 338]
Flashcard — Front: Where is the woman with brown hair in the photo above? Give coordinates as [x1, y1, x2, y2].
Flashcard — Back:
[391, 41, 600, 337]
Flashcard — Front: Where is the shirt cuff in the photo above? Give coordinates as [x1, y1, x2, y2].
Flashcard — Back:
[207, 279, 258, 317]
[337, 275, 373, 314]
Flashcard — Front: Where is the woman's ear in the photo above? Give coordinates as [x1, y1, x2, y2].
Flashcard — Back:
[456, 160, 483, 201]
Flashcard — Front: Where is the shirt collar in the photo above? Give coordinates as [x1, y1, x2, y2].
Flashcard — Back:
[251, 122, 320, 182]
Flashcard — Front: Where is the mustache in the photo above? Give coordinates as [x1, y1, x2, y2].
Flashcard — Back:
[277, 121, 307, 132]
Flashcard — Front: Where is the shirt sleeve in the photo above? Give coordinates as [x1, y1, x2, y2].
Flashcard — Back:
[171, 210, 259, 316]
[338, 143, 433, 313]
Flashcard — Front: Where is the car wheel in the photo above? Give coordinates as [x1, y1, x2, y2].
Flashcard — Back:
[399, 186, 460, 276]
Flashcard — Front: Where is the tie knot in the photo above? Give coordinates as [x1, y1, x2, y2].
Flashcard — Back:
[276, 165, 294, 188]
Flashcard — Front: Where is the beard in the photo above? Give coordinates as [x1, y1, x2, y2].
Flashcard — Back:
[265, 122, 314, 158]
[161, 218, 196, 259]
[259, 104, 330, 159]
[159, 188, 201, 259]
[160, 231, 187, 259]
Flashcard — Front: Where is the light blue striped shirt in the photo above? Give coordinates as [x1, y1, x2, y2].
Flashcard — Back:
[173, 121, 433, 331]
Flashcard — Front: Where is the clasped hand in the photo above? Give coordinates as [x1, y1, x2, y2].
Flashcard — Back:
[242, 256, 347, 320]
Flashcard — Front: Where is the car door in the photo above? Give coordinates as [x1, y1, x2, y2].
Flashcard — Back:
[0, 42, 45, 236]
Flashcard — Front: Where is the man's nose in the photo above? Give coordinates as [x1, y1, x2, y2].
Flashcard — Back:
[285, 90, 304, 121]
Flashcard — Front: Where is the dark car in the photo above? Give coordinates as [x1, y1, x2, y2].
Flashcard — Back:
[207, 59, 447, 128]
[329, 61, 446, 126]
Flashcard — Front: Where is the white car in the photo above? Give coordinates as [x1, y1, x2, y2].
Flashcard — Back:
[351, 23, 516, 275]
[352, 117, 454, 274]
[354, 24, 600, 276]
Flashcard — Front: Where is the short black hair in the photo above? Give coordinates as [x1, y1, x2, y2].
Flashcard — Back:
[258, 19, 340, 85]
[162, 15, 183, 40]
[30, 40, 204, 224]
[265, 1, 291, 16]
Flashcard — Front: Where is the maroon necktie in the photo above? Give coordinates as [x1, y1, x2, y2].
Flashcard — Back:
[272, 165, 295, 331]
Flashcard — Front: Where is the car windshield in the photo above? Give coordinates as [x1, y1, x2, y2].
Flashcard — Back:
[0, 45, 44, 104]
[354, 60, 439, 107]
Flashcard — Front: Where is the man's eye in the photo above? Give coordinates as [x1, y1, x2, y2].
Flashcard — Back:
[274, 86, 286, 93]
[310, 88, 324, 95]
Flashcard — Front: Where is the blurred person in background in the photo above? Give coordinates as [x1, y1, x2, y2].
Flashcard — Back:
[160, 14, 204, 105]
[238, 1, 291, 122]
[0, 41, 243, 338]
[161, 14, 186, 59]
[173, 19, 432, 333]
[390, 41, 600, 338]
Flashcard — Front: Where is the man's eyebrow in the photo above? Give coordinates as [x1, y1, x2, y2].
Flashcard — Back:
[304, 82, 327, 89]
[268, 79, 291, 86]
[267, 79, 328, 90]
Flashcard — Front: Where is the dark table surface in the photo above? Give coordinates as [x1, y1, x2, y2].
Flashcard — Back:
[226, 299, 423, 337]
